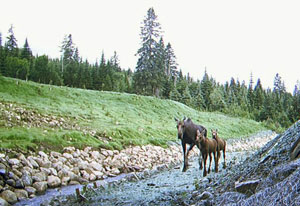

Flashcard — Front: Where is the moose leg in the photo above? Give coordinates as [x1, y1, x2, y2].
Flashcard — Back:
[202, 153, 208, 177]
[182, 142, 188, 172]
[217, 150, 221, 170]
[208, 152, 212, 174]
[196, 143, 203, 170]
[213, 152, 218, 173]
[223, 149, 226, 169]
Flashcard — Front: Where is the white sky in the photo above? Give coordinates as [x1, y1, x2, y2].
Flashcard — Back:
[1, 0, 300, 93]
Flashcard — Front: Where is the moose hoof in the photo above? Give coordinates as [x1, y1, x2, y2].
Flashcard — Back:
[182, 167, 187, 172]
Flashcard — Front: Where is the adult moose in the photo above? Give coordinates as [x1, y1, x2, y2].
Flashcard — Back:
[175, 117, 207, 172]
[211, 129, 226, 169]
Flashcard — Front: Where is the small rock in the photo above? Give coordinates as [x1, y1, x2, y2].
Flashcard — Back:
[14, 189, 28, 200]
[61, 176, 70, 186]
[197, 191, 214, 200]
[38, 151, 48, 159]
[32, 172, 47, 182]
[50, 151, 61, 158]
[49, 168, 58, 176]
[28, 157, 39, 169]
[90, 162, 103, 171]
[0, 190, 18, 204]
[63, 153, 73, 159]
[35, 159, 51, 168]
[40, 167, 51, 175]
[235, 179, 260, 195]
[47, 175, 61, 188]
[6, 179, 15, 187]
[25, 186, 36, 196]
[15, 179, 25, 189]
[33, 181, 48, 194]
[89, 174, 97, 181]
[69, 181, 80, 185]
[0, 197, 9, 206]
[8, 158, 20, 166]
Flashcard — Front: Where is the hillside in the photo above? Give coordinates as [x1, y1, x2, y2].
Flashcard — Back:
[0, 77, 267, 152]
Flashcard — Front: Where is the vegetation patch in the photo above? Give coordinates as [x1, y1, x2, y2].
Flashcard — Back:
[0, 77, 268, 152]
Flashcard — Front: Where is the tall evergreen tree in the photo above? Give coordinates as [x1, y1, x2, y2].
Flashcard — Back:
[60, 34, 75, 66]
[133, 7, 163, 96]
[5, 25, 18, 57]
[60, 34, 78, 86]
[165, 42, 178, 79]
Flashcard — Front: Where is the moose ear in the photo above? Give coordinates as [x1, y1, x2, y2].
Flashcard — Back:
[216, 129, 218, 132]
[174, 117, 179, 122]
[196, 130, 200, 136]
[211, 129, 213, 132]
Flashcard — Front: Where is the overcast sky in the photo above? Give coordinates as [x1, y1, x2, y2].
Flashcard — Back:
[1, 0, 299, 93]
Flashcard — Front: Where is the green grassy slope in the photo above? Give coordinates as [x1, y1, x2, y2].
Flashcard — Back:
[0, 77, 267, 152]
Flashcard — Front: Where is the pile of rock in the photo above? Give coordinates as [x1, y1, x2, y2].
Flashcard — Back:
[0, 102, 79, 131]
[0, 144, 187, 204]
[226, 131, 277, 152]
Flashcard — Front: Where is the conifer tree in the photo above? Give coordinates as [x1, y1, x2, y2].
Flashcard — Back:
[200, 70, 213, 110]
[165, 42, 178, 79]
[133, 7, 163, 96]
[253, 78, 264, 110]
[21, 38, 32, 60]
[5, 25, 18, 57]
[60, 34, 77, 87]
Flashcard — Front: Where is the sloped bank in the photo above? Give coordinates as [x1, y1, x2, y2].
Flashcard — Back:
[0, 131, 275, 205]
[187, 121, 300, 206]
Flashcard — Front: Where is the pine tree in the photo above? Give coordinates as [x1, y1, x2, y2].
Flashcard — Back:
[259, 89, 276, 121]
[33, 55, 49, 83]
[165, 42, 178, 79]
[210, 87, 226, 111]
[273, 73, 286, 97]
[200, 70, 213, 110]
[20, 38, 32, 60]
[60, 34, 78, 87]
[5, 25, 18, 57]
[133, 7, 163, 96]
[170, 87, 181, 102]
[60, 34, 75, 64]
[247, 74, 255, 112]
[253, 78, 264, 110]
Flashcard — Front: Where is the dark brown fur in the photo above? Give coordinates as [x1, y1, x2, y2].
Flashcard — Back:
[175, 117, 207, 172]
[196, 129, 218, 177]
[212, 129, 226, 169]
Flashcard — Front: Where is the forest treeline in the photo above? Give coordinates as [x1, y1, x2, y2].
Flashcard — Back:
[1, 8, 300, 131]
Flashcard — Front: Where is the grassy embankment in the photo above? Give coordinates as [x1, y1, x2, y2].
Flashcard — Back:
[0, 77, 267, 152]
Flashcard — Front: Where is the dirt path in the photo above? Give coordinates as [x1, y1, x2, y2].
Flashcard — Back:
[16, 131, 276, 206]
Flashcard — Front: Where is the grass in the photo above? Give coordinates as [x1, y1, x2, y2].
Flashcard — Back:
[0, 76, 268, 152]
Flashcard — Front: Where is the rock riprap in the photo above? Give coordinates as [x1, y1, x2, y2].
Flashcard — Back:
[0, 130, 275, 204]
[0, 144, 185, 204]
